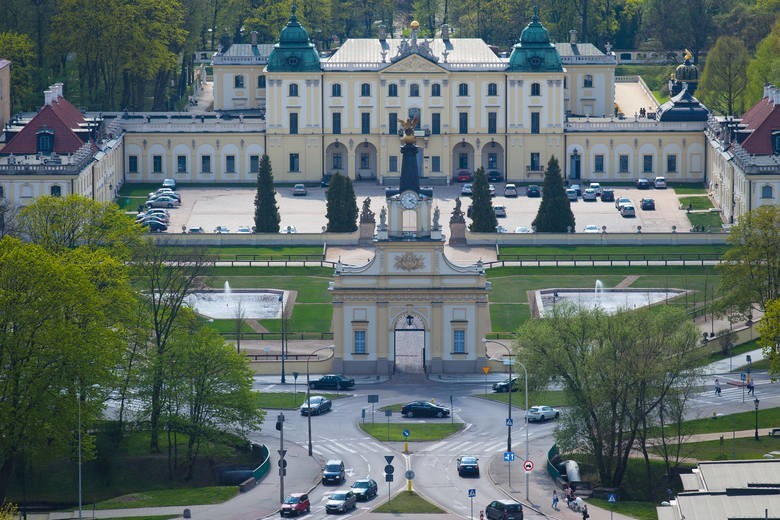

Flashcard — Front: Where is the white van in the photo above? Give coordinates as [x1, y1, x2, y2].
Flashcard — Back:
[588, 182, 602, 196]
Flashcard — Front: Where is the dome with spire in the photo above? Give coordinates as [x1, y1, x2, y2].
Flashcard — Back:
[675, 49, 699, 82]
[507, 6, 562, 73]
[266, 5, 321, 72]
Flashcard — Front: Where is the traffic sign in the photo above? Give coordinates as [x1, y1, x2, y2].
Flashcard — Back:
[523, 460, 534, 472]
[608, 493, 617, 503]
[385, 409, 392, 416]
[405, 470, 415, 480]
[278, 449, 287, 457]
[385, 455, 394, 464]
[368, 394, 379, 403]
[278, 459, 287, 468]
[741, 372, 747, 381]
[385, 473, 394, 482]
[402, 429, 410, 438]
[506, 417, 514, 427]
[481, 366, 490, 375]
[503, 451, 515, 462]
[384, 464, 395, 474]
[468, 489, 476, 498]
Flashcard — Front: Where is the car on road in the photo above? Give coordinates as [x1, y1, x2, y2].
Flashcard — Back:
[636, 177, 652, 189]
[620, 204, 636, 217]
[493, 205, 507, 218]
[582, 225, 601, 233]
[582, 188, 598, 201]
[322, 459, 346, 485]
[488, 184, 496, 197]
[300, 395, 332, 416]
[292, 183, 308, 196]
[213, 226, 230, 233]
[188, 226, 205, 234]
[162, 178, 176, 189]
[495, 225, 509, 234]
[401, 401, 450, 418]
[460, 183, 473, 196]
[526, 185, 541, 197]
[236, 226, 252, 233]
[280, 493, 311, 517]
[615, 197, 632, 210]
[566, 188, 578, 201]
[514, 226, 533, 234]
[504, 184, 518, 197]
[654, 176, 667, 189]
[456, 169, 473, 182]
[456, 455, 480, 477]
[149, 188, 181, 201]
[526, 405, 561, 422]
[280, 225, 297, 234]
[325, 490, 357, 514]
[640, 198, 656, 210]
[492, 377, 519, 392]
[600, 188, 615, 202]
[309, 374, 355, 390]
[485, 499, 523, 520]
[350, 478, 378, 501]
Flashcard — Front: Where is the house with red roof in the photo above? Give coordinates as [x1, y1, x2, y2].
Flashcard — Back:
[706, 84, 780, 224]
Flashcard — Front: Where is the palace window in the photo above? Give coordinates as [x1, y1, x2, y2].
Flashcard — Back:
[619, 154, 629, 173]
[459, 112, 468, 134]
[431, 83, 441, 96]
[153, 155, 162, 174]
[389, 155, 398, 172]
[459, 153, 468, 169]
[288, 83, 299, 96]
[50, 185, 62, 197]
[488, 153, 497, 169]
[333, 112, 341, 134]
[290, 113, 298, 134]
[388, 83, 397, 97]
[361, 83, 371, 96]
[761, 185, 774, 199]
[458, 83, 469, 96]
[389, 112, 397, 135]
[531, 82, 541, 96]
[584, 75, 593, 88]
[410, 83, 419, 97]
[333, 153, 343, 170]
[128, 155, 138, 173]
[201, 155, 211, 173]
[488, 83, 498, 96]
[431, 113, 440, 134]
[360, 153, 370, 169]
[361, 112, 370, 134]
[594, 154, 604, 173]
[177, 155, 187, 173]
[354, 330, 366, 354]
[234, 75, 245, 89]
[331, 83, 342, 97]
[250, 155, 260, 173]
[488, 112, 497, 134]
[531, 112, 540, 134]
[225, 155, 236, 173]
[431, 156, 441, 172]
[530, 152, 541, 171]
[289, 153, 300, 172]
[643, 154, 653, 173]
[666, 155, 677, 173]
[257, 75, 266, 88]
[453, 330, 465, 354]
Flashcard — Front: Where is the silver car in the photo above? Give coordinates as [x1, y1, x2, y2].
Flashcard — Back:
[526, 405, 561, 422]
[325, 490, 357, 514]
[300, 395, 332, 416]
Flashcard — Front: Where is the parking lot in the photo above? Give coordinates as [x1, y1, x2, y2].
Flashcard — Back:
[152, 182, 694, 235]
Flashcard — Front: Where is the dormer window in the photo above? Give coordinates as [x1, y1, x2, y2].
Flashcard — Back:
[289, 83, 299, 97]
[772, 131, 780, 155]
[36, 127, 54, 155]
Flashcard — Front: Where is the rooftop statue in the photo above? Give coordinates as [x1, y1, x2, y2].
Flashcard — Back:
[400, 115, 419, 145]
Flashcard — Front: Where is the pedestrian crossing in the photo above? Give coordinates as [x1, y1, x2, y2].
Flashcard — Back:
[692, 383, 756, 405]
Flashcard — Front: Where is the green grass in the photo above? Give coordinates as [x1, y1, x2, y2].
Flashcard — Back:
[682, 407, 780, 435]
[705, 339, 760, 364]
[673, 186, 708, 195]
[96, 487, 238, 509]
[372, 491, 446, 514]
[655, 436, 780, 461]
[587, 498, 658, 520]
[102, 516, 178, 520]
[497, 245, 725, 258]
[476, 389, 574, 407]
[679, 196, 714, 210]
[687, 211, 724, 231]
[255, 392, 344, 409]
[360, 422, 464, 442]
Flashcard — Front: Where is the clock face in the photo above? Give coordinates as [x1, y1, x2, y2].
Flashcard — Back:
[528, 55, 542, 68]
[400, 191, 418, 209]
[287, 56, 299, 66]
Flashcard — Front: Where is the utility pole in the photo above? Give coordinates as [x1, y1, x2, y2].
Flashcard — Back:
[277, 413, 286, 502]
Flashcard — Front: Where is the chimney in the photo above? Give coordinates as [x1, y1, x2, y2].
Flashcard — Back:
[44, 89, 54, 106]
[569, 30, 577, 44]
[771, 85, 780, 106]
[251, 31, 258, 46]
[54, 82, 64, 99]
[441, 24, 450, 41]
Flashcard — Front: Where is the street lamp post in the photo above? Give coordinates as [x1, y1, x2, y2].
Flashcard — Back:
[279, 294, 286, 384]
[754, 398, 760, 441]
[306, 346, 334, 456]
[77, 389, 83, 520]
[482, 339, 529, 502]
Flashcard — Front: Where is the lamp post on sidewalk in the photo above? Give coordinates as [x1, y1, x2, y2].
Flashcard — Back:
[754, 398, 760, 441]
[306, 346, 334, 456]
[482, 338, 529, 502]
[279, 294, 286, 383]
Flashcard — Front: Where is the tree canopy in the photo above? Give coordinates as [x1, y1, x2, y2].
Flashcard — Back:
[532, 156, 575, 233]
[697, 36, 749, 116]
[325, 173, 358, 232]
[468, 167, 498, 232]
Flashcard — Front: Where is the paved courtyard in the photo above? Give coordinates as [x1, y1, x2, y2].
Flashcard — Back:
[155, 182, 696, 235]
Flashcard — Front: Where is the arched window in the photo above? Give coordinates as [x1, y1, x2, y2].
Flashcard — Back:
[361, 83, 371, 96]
[331, 83, 342, 97]
[431, 83, 441, 97]
[583, 75, 593, 88]
[761, 185, 774, 199]
[234, 75, 244, 88]
[488, 83, 497, 96]
[458, 83, 468, 96]
[289, 83, 299, 96]
[531, 82, 540, 96]
[388, 83, 398, 97]
[410, 84, 419, 97]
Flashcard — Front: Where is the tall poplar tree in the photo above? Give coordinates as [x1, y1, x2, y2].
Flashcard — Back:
[532, 156, 575, 233]
[469, 167, 498, 232]
[325, 173, 358, 232]
[253, 154, 280, 233]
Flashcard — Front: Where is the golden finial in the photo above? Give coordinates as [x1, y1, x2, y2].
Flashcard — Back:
[410, 20, 420, 30]
[683, 49, 692, 62]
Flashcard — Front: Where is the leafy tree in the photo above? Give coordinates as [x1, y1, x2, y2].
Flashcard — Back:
[745, 20, 780, 106]
[716, 205, 780, 315]
[642, 0, 721, 63]
[713, 0, 779, 52]
[0, 32, 36, 112]
[325, 173, 358, 232]
[697, 36, 749, 116]
[758, 299, 780, 377]
[517, 304, 700, 492]
[253, 154, 281, 233]
[468, 167, 498, 232]
[532, 156, 574, 233]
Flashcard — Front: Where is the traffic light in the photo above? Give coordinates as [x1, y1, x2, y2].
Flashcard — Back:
[276, 419, 282, 431]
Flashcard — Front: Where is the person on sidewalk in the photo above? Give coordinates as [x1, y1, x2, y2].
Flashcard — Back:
[581, 504, 589, 519]
[747, 379, 755, 395]
[552, 489, 559, 510]
[715, 377, 721, 396]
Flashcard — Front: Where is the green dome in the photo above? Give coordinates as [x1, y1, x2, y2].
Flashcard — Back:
[507, 8, 562, 73]
[267, 6, 321, 72]
[519, 12, 551, 45]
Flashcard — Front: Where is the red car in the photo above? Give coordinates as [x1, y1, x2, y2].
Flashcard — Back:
[280, 492, 310, 517]
[456, 169, 473, 182]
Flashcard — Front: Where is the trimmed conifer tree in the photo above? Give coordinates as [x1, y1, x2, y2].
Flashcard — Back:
[325, 173, 358, 232]
[532, 156, 575, 232]
[469, 167, 498, 232]
[253, 154, 280, 233]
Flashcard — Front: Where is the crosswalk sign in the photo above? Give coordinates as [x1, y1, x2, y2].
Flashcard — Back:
[608, 493, 617, 503]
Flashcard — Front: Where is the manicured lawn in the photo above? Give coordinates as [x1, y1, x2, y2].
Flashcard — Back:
[587, 498, 658, 520]
[655, 436, 780, 461]
[687, 211, 724, 230]
[96, 487, 238, 509]
[679, 196, 714, 210]
[360, 422, 464, 442]
[372, 491, 446, 514]
[673, 186, 708, 195]
[256, 392, 344, 409]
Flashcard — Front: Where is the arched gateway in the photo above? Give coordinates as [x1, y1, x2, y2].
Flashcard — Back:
[329, 117, 491, 376]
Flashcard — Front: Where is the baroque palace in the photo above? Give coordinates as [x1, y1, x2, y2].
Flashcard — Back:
[0, 7, 777, 218]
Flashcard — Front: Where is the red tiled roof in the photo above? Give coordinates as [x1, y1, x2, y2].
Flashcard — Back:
[2, 96, 87, 154]
[740, 97, 780, 155]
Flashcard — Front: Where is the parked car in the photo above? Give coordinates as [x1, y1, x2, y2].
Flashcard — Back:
[600, 188, 615, 202]
[615, 197, 632, 210]
[566, 188, 578, 201]
[504, 184, 518, 197]
[140, 220, 167, 232]
[636, 177, 652, 189]
[236, 226, 252, 233]
[280, 225, 297, 234]
[488, 184, 496, 197]
[321, 174, 333, 187]
[148, 188, 181, 201]
[493, 205, 507, 218]
[161, 178, 176, 189]
[309, 374, 355, 390]
[322, 460, 346, 485]
[401, 401, 450, 418]
[485, 499, 523, 520]
[136, 213, 169, 224]
[654, 176, 667, 189]
[188, 226, 204, 234]
[325, 490, 357, 514]
[495, 225, 509, 233]
[620, 204, 636, 217]
[569, 184, 582, 196]
[139, 208, 169, 218]
[588, 182, 602, 196]
[514, 226, 533, 234]
[456, 169, 473, 182]
[460, 183, 473, 196]
[526, 185, 541, 197]
[350, 479, 378, 501]
[292, 183, 308, 196]
[456, 456, 480, 477]
[300, 395, 332, 416]
[280, 493, 311, 517]
[137, 216, 169, 228]
[526, 405, 561, 422]
[582, 225, 601, 233]
[640, 198, 656, 210]
[493, 376, 519, 392]
[146, 196, 180, 208]
[582, 188, 598, 201]
[213, 226, 231, 233]
[487, 170, 503, 182]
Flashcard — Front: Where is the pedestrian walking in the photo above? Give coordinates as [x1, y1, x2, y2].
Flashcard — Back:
[552, 489, 559, 510]
[582, 504, 590, 519]
[715, 377, 721, 396]
[747, 379, 755, 395]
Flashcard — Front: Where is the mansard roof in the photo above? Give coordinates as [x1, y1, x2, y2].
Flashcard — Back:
[2, 91, 88, 155]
